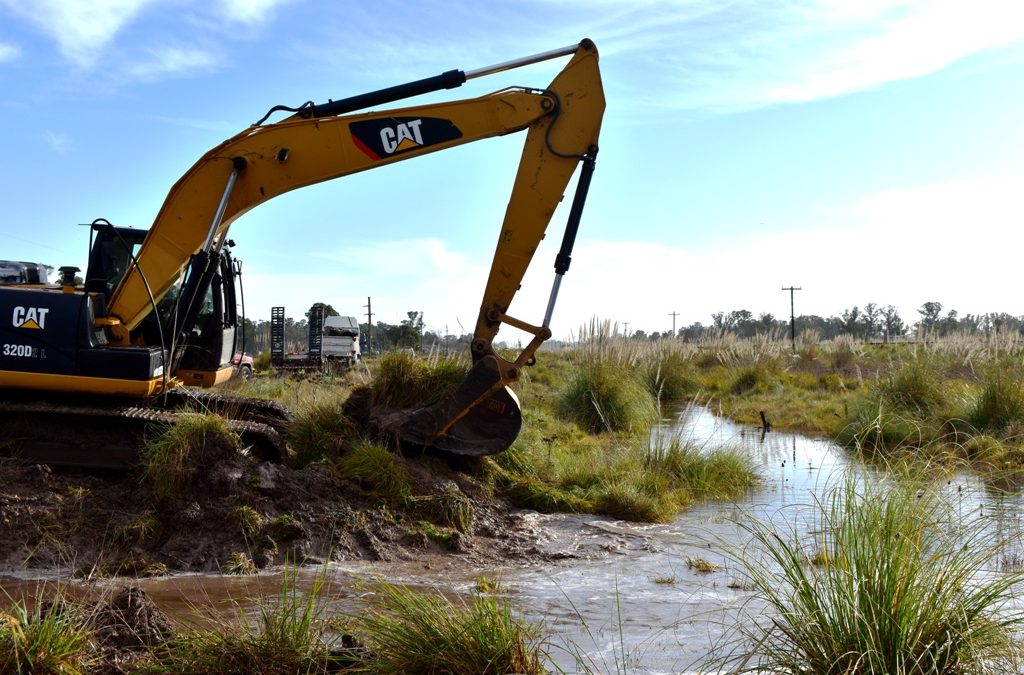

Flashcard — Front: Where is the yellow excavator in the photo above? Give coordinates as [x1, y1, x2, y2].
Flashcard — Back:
[0, 39, 605, 465]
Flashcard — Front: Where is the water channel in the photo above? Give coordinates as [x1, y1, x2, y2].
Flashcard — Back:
[3, 405, 1023, 673]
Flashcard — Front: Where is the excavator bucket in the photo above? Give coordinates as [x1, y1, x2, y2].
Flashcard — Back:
[393, 355, 522, 456]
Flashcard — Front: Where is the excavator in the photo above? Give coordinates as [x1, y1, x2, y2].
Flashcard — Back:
[0, 39, 605, 467]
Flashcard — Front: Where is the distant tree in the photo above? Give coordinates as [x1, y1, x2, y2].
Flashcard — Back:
[860, 303, 880, 340]
[305, 302, 339, 320]
[679, 322, 707, 341]
[401, 311, 424, 348]
[881, 305, 905, 342]
[917, 301, 943, 333]
[840, 306, 861, 337]
[986, 312, 1024, 335]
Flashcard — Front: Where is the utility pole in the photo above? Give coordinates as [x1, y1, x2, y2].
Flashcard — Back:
[364, 296, 374, 354]
[668, 311, 679, 338]
[781, 286, 802, 351]
[623, 322, 630, 339]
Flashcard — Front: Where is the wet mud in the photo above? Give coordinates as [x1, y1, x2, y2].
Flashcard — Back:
[0, 447, 554, 579]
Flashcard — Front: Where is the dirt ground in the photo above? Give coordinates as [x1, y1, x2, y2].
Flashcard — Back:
[0, 447, 552, 579]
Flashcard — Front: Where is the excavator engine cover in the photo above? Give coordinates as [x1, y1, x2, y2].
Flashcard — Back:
[395, 355, 522, 456]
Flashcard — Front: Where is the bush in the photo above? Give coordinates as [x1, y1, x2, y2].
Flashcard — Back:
[371, 351, 468, 409]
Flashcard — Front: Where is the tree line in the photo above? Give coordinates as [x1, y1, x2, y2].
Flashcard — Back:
[236, 300, 1024, 354]
[632, 302, 1024, 342]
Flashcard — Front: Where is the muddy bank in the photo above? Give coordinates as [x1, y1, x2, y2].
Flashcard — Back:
[0, 449, 562, 578]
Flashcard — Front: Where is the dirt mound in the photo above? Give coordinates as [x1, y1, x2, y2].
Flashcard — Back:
[0, 443, 547, 577]
[94, 587, 172, 649]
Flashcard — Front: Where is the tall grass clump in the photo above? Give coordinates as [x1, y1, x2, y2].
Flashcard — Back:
[878, 357, 946, 415]
[645, 436, 758, 500]
[837, 358, 949, 456]
[557, 361, 658, 434]
[286, 394, 362, 467]
[352, 581, 542, 674]
[967, 366, 1024, 434]
[370, 350, 468, 409]
[727, 470, 1024, 674]
[642, 344, 700, 405]
[728, 363, 772, 395]
[157, 566, 348, 674]
[335, 440, 412, 503]
[836, 404, 934, 455]
[143, 412, 240, 500]
[0, 593, 96, 675]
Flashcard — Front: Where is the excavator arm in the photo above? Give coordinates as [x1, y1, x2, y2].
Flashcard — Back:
[107, 39, 605, 455]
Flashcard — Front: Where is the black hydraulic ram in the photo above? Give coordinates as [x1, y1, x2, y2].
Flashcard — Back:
[255, 41, 591, 125]
[543, 147, 598, 327]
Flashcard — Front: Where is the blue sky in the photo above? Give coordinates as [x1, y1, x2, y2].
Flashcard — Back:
[2, 0, 1024, 340]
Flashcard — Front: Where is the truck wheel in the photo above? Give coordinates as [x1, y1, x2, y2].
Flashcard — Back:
[237, 364, 253, 381]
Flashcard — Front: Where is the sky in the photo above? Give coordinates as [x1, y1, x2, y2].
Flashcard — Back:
[2, 0, 1024, 342]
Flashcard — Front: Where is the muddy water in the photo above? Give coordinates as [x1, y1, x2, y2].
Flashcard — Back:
[3, 406, 1021, 674]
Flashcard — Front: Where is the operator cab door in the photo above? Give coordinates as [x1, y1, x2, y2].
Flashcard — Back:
[175, 254, 237, 379]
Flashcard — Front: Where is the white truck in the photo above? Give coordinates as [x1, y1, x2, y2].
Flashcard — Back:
[322, 315, 361, 367]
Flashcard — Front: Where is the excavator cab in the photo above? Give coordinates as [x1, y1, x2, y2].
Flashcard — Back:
[84, 220, 243, 388]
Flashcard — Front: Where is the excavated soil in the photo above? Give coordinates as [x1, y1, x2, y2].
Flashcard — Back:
[0, 447, 551, 578]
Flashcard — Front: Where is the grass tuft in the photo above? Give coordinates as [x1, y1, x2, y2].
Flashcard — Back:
[286, 394, 362, 467]
[142, 412, 241, 500]
[370, 351, 468, 409]
[968, 367, 1024, 433]
[728, 470, 1024, 673]
[0, 593, 95, 675]
[352, 580, 542, 674]
[157, 566, 350, 673]
[557, 361, 659, 434]
[335, 440, 412, 504]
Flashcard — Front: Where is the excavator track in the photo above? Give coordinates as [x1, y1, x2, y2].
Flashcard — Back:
[0, 390, 291, 469]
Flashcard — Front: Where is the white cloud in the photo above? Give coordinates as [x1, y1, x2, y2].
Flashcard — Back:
[123, 46, 219, 82]
[0, 41, 20, 62]
[0, 0, 158, 68]
[596, 0, 1024, 113]
[218, 0, 292, 24]
[243, 172, 1019, 337]
[43, 131, 71, 153]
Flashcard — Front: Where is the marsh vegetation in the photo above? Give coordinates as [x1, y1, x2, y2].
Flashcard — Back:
[7, 326, 1024, 672]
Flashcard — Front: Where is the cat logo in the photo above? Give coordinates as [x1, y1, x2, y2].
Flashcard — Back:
[350, 116, 463, 160]
[13, 306, 49, 330]
[380, 119, 424, 154]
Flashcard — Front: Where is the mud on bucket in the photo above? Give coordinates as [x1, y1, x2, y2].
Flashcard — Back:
[395, 355, 523, 456]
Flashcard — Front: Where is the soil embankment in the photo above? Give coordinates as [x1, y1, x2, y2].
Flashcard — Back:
[0, 449, 552, 578]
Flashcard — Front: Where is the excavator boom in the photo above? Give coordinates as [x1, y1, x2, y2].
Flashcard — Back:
[1, 40, 605, 458]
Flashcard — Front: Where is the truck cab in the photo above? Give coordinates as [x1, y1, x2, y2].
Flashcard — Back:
[323, 315, 361, 366]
